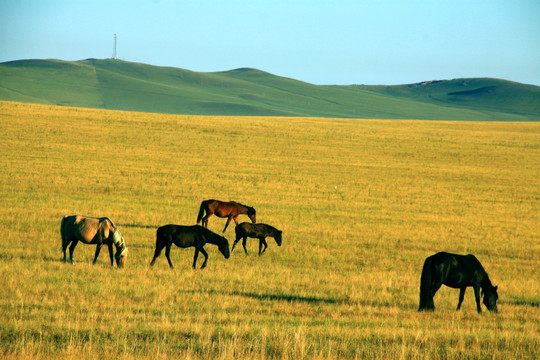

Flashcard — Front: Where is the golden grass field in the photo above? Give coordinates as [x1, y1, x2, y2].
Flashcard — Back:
[0, 100, 538, 359]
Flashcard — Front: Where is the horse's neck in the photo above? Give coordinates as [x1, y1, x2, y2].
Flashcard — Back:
[205, 234, 222, 246]
[265, 225, 277, 235]
[480, 273, 493, 289]
[112, 231, 124, 247]
[232, 202, 248, 212]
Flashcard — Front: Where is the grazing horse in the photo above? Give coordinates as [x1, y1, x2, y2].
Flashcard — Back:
[60, 215, 128, 267]
[150, 224, 230, 269]
[233, 222, 282, 255]
[418, 252, 498, 313]
[197, 199, 256, 233]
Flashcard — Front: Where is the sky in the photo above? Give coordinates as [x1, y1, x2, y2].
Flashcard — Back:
[1, 0, 539, 86]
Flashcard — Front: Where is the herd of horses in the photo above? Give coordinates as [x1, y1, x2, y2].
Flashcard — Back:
[60, 199, 498, 313]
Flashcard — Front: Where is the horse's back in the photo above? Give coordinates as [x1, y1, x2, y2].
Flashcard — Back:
[204, 199, 222, 209]
[236, 222, 256, 235]
[443, 253, 483, 271]
[427, 252, 485, 288]
[62, 215, 96, 241]
[236, 222, 270, 236]
[158, 224, 202, 248]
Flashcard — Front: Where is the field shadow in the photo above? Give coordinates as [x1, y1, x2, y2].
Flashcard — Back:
[119, 223, 158, 229]
[506, 298, 539, 307]
[231, 290, 349, 304]
[194, 289, 349, 305]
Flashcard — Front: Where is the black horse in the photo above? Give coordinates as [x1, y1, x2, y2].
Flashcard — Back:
[418, 252, 498, 313]
[233, 222, 282, 255]
[197, 199, 256, 233]
[150, 225, 230, 269]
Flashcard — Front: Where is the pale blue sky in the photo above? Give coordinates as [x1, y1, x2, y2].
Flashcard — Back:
[1, 0, 539, 85]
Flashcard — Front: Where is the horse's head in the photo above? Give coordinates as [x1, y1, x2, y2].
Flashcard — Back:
[274, 230, 283, 246]
[248, 207, 256, 223]
[112, 230, 128, 268]
[482, 285, 498, 312]
[115, 246, 128, 268]
[219, 236, 230, 259]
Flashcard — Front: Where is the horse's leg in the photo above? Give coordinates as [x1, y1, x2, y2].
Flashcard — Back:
[107, 243, 114, 266]
[68, 240, 78, 264]
[258, 237, 268, 255]
[426, 292, 435, 311]
[231, 233, 241, 253]
[199, 247, 209, 269]
[457, 287, 466, 310]
[223, 215, 234, 233]
[92, 244, 103, 265]
[165, 244, 174, 269]
[150, 243, 163, 266]
[242, 235, 249, 255]
[202, 214, 212, 228]
[192, 248, 199, 269]
[473, 285, 482, 313]
[262, 238, 268, 254]
[426, 277, 442, 310]
[62, 240, 70, 263]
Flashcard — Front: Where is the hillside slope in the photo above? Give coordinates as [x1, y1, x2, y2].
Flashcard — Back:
[0, 59, 538, 120]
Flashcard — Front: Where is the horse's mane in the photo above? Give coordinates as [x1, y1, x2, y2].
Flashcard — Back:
[200, 226, 225, 241]
[100, 217, 117, 231]
[230, 201, 253, 210]
[481, 271, 496, 290]
[262, 223, 279, 233]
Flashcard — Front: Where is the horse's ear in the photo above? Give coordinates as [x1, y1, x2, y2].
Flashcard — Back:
[494, 286, 498, 291]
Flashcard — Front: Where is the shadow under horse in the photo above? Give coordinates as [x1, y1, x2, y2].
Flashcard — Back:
[418, 252, 498, 313]
[233, 222, 282, 255]
[197, 199, 256, 233]
[150, 224, 230, 269]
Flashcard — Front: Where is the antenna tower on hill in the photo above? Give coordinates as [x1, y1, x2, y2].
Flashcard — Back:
[112, 34, 118, 60]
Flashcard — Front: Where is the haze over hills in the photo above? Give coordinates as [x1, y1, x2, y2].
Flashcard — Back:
[0, 58, 538, 121]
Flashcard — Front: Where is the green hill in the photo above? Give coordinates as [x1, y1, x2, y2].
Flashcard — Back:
[1, 58, 538, 120]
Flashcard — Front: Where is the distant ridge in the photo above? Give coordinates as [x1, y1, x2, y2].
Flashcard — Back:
[0, 58, 538, 121]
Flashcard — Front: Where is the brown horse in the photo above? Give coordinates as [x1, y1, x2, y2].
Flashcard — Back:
[60, 215, 128, 267]
[197, 199, 256, 233]
[233, 222, 282, 255]
[150, 224, 230, 269]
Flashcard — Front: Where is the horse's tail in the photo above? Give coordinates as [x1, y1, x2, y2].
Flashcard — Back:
[155, 227, 164, 249]
[197, 200, 207, 224]
[419, 255, 434, 311]
[60, 216, 68, 250]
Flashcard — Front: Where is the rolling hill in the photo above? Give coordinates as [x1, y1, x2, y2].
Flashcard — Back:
[0, 58, 538, 120]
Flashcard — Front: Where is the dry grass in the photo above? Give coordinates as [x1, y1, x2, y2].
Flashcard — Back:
[0, 100, 538, 359]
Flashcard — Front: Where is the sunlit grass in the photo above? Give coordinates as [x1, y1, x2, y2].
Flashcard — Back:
[0, 101, 538, 359]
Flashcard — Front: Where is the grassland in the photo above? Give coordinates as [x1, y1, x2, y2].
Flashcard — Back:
[0, 100, 538, 359]
[1, 59, 539, 121]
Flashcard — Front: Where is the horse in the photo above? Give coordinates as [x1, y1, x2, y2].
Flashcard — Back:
[60, 215, 128, 267]
[196, 199, 256, 233]
[233, 222, 282, 256]
[418, 252, 498, 313]
[150, 224, 230, 269]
